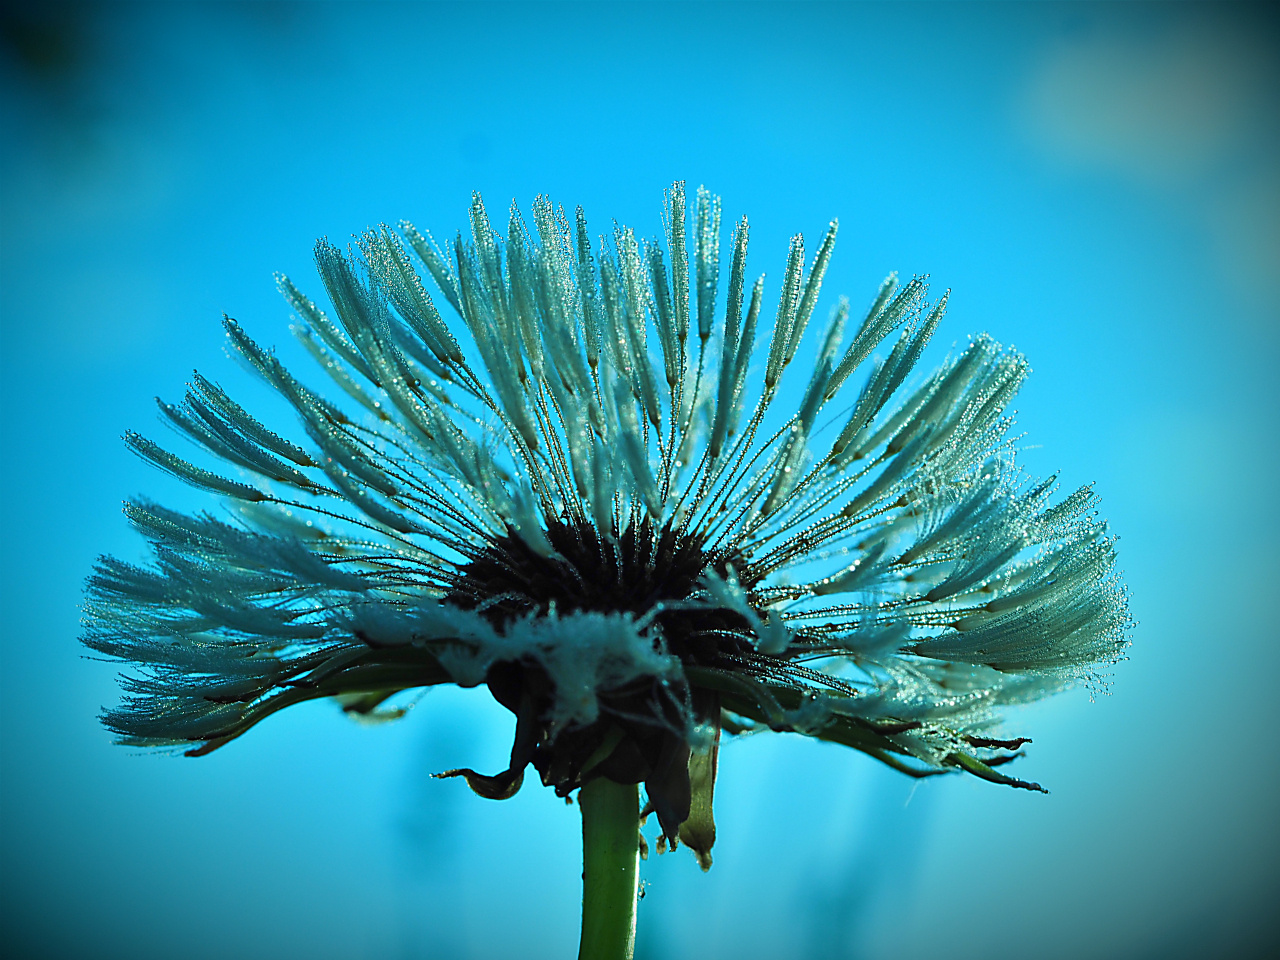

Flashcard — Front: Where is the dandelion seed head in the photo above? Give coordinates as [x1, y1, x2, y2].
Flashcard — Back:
[84, 183, 1132, 864]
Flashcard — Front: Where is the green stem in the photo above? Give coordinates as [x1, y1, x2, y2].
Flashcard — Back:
[577, 777, 640, 960]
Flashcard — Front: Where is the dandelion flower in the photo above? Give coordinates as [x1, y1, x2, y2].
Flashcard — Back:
[85, 183, 1131, 958]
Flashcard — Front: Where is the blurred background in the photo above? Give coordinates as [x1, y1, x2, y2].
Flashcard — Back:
[2, 2, 1277, 958]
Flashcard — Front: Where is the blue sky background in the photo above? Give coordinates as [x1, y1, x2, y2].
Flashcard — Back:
[2, 2, 1278, 958]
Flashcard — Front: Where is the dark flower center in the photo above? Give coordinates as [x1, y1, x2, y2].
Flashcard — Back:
[440, 518, 759, 837]
[448, 516, 758, 667]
